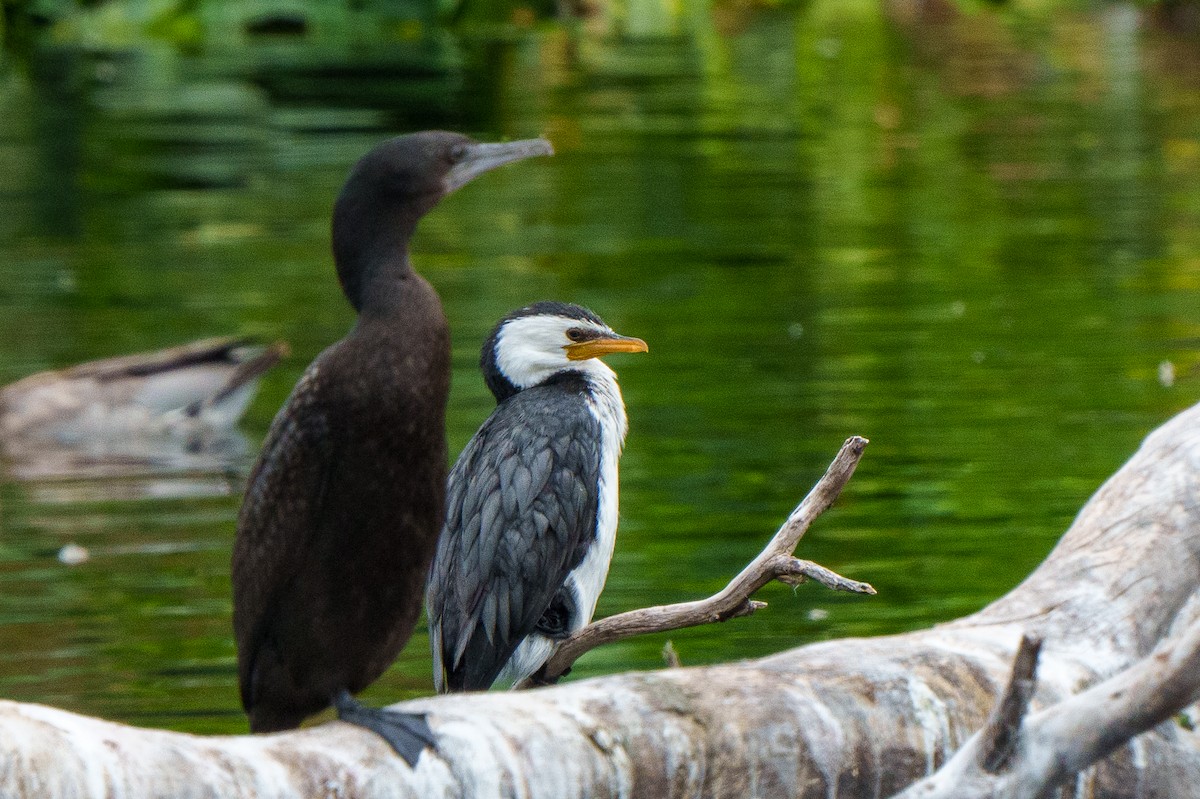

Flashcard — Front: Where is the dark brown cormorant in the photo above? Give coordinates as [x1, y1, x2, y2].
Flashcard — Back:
[426, 302, 646, 692]
[231, 132, 553, 763]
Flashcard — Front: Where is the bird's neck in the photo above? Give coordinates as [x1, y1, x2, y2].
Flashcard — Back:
[528, 367, 628, 448]
[332, 192, 436, 315]
[355, 255, 416, 319]
[579, 367, 629, 449]
[350, 270, 445, 341]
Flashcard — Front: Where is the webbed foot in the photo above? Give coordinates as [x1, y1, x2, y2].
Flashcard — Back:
[333, 689, 436, 766]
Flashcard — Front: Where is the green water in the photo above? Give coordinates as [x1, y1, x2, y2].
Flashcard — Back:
[1, 2, 1197, 733]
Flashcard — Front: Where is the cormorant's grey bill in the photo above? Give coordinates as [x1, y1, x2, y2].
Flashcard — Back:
[444, 138, 555, 193]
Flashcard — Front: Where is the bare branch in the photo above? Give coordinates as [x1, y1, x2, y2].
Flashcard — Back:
[891, 620, 1200, 799]
[979, 634, 1042, 774]
[1035, 615, 1200, 783]
[776, 557, 878, 594]
[526, 435, 873, 686]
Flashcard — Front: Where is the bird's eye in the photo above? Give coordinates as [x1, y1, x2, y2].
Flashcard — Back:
[566, 328, 588, 342]
[449, 143, 468, 163]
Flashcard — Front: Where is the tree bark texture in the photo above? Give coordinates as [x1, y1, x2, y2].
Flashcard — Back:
[894, 621, 1200, 798]
[5, 402, 1200, 798]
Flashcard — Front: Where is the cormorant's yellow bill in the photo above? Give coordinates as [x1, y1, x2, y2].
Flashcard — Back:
[564, 334, 649, 361]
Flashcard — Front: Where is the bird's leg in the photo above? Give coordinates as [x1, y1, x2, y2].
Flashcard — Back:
[524, 592, 581, 687]
[535, 590, 577, 640]
[332, 688, 436, 766]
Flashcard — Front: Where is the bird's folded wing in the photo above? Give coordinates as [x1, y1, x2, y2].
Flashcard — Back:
[430, 387, 601, 690]
[231, 365, 336, 710]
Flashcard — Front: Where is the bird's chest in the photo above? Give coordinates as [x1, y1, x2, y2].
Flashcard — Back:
[566, 382, 627, 624]
[327, 334, 446, 437]
[314, 363, 448, 544]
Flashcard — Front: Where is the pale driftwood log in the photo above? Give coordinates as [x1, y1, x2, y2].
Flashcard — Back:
[526, 435, 876, 686]
[5, 402, 1200, 797]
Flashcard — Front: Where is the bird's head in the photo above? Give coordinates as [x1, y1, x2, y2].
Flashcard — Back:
[332, 131, 554, 311]
[481, 302, 648, 402]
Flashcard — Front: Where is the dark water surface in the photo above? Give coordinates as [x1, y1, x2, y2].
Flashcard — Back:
[1, 3, 1197, 733]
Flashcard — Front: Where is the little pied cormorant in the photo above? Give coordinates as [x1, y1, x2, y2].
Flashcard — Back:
[427, 302, 647, 692]
[231, 132, 553, 764]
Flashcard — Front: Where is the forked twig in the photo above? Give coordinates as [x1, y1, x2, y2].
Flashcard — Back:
[523, 436, 875, 687]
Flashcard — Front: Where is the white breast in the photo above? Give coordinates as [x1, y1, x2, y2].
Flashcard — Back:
[568, 370, 627, 624]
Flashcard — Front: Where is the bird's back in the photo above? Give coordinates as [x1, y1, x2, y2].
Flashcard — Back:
[428, 373, 605, 691]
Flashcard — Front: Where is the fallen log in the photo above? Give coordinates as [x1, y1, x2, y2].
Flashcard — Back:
[4, 400, 1200, 798]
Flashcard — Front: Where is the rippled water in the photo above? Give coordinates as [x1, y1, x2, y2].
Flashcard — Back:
[1, 3, 1198, 733]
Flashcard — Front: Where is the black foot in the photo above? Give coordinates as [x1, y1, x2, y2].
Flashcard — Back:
[333, 689, 436, 766]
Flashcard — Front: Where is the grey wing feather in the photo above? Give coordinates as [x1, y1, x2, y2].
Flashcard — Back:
[427, 387, 601, 691]
[231, 365, 335, 711]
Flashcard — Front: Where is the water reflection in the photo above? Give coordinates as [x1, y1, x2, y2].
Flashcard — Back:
[1, 1, 1198, 736]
